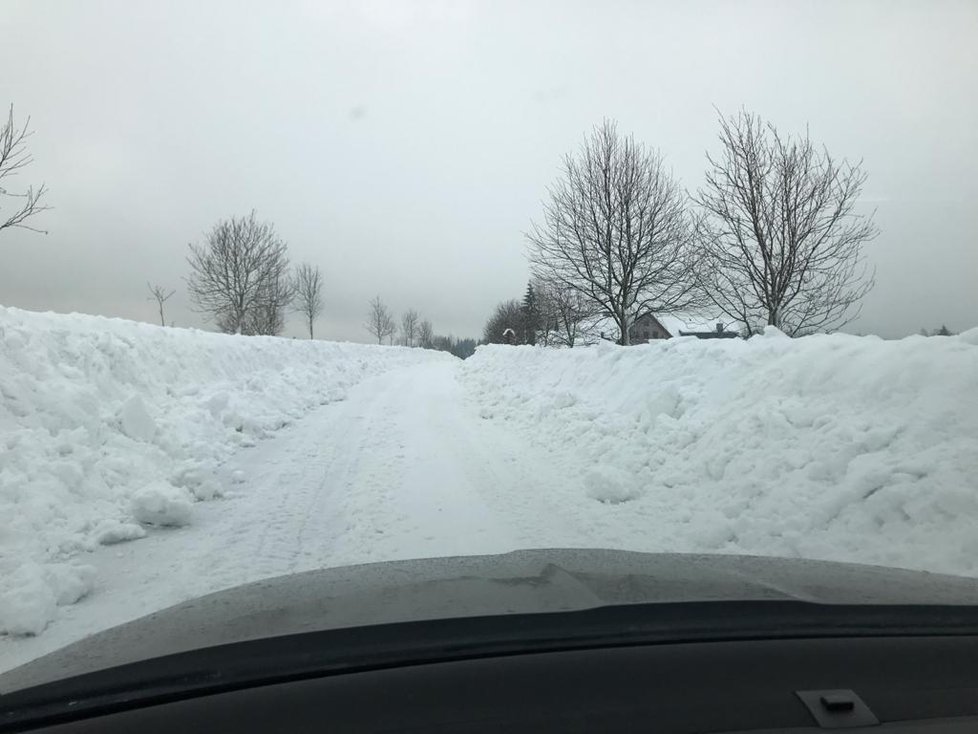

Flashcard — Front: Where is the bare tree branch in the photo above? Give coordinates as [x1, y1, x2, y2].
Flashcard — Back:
[146, 282, 175, 327]
[526, 120, 701, 345]
[0, 105, 50, 236]
[692, 109, 879, 336]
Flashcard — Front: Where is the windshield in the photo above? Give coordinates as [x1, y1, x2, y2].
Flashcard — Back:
[1, 0, 977, 685]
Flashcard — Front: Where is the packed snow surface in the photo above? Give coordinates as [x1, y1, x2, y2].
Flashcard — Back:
[2, 306, 977, 671]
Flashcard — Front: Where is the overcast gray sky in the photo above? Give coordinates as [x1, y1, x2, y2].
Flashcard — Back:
[1, 0, 975, 340]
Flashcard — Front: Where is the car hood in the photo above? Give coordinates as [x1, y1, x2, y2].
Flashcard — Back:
[4, 549, 978, 693]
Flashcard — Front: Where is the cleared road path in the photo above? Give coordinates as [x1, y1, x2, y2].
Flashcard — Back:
[0, 360, 594, 671]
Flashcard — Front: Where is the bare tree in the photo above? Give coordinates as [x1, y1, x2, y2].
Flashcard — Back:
[536, 277, 595, 347]
[365, 296, 396, 344]
[400, 309, 420, 347]
[693, 110, 878, 336]
[186, 211, 292, 334]
[1, 105, 50, 238]
[146, 282, 175, 327]
[527, 120, 700, 345]
[294, 263, 324, 338]
[418, 318, 434, 349]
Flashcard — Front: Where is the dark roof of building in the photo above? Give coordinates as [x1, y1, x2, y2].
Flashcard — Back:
[678, 330, 739, 339]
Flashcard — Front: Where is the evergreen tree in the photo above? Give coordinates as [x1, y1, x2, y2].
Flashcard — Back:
[522, 282, 540, 345]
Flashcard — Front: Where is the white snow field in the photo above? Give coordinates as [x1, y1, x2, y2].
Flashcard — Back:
[2, 305, 978, 672]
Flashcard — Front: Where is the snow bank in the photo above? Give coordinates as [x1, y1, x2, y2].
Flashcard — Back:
[463, 328, 978, 576]
[0, 306, 447, 635]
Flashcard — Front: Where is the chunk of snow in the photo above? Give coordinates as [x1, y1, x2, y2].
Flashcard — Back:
[171, 464, 224, 501]
[206, 392, 229, 416]
[189, 477, 224, 501]
[95, 521, 148, 545]
[584, 469, 642, 504]
[118, 395, 156, 441]
[43, 564, 97, 605]
[0, 570, 57, 637]
[552, 392, 576, 409]
[0, 563, 95, 636]
[131, 482, 194, 527]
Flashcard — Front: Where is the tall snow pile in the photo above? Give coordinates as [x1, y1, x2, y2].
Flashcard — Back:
[0, 306, 447, 635]
[463, 327, 978, 576]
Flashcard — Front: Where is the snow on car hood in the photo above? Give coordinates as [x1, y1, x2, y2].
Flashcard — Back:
[4, 548, 978, 693]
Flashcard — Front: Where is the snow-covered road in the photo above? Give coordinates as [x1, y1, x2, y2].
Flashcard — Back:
[0, 360, 592, 671]
[3, 307, 977, 673]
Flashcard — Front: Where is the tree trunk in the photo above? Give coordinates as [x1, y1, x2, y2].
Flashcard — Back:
[618, 311, 631, 346]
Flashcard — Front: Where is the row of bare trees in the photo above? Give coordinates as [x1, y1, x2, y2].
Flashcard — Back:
[3, 101, 875, 344]
[365, 296, 476, 357]
[527, 112, 879, 342]
[365, 297, 432, 347]
[483, 280, 595, 347]
[185, 211, 324, 337]
[1, 107, 327, 339]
